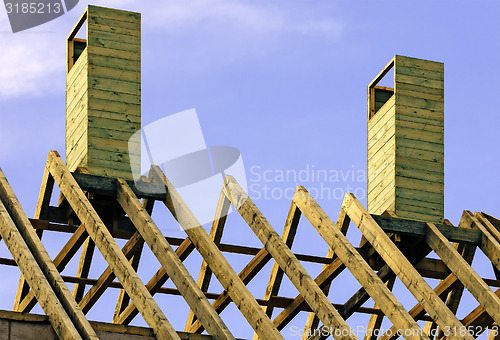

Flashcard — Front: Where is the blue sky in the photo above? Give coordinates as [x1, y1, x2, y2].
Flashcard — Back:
[0, 1, 499, 338]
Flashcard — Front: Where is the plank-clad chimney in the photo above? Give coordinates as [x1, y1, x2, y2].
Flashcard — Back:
[367, 55, 444, 223]
[66, 5, 141, 180]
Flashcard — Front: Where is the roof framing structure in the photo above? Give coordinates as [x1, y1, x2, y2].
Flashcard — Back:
[0, 151, 499, 339]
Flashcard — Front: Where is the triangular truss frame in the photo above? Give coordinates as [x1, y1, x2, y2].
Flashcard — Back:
[0, 150, 499, 339]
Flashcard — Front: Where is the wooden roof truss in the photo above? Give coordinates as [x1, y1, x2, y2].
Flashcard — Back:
[0, 150, 499, 339]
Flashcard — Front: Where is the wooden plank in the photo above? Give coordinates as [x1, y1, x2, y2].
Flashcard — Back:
[371, 215, 480, 244]
[394, 67, 444, 82]
[88, 88, 141, 105]
[303, 209, 351, 339]
[151, 167, 284, 339]
[88, 54, 140, 72]
[77, 230, 142, 314]
[88, 109, 141, 123]
[394, 203, 443, 218]
[396, 136, 444, 155]
[72, 236, 95, 302]
[186, 190, 229, 329]
[88, 66, 140, 83]
[396, 156, 445, 175]
[425, 222, 500, 324]
[87, 5, 140, 23]
[423, 220, 474, 340]
[14, 165, 61, 312]
[88, 117, 141, 133]
[395, 187, 444, 205]
[88, 97, 140, 115]
[115, 237, 196, 325]
[88, 15, 141, 31]
[86, 24, 141, 38]
[67, 51, 88, 92]
[87, 46, 140, 62]
[368, 176, 395, 208]
[18, 225, 89, 312]
[88, 77, 140, 96]
[469, 213, 500, 273]
[396, 167, 443, 185]
[368, 98, 395, 135]
[46, 151, 181, 340]
[396, 94, 444, 111]
[293, 187, 430, 340]
[88, 137, 140, 154]
[87, 37, 141, 53]
[0, 199, 83, 340]
[396, 113, 443, 128]
[113, 209, 146, 323]
[395, 55, 444, 72]
[261, 201, 301, 319]
[364, 276, 396, 340]
[187, 245, 273, 334]
[395, 72, 444, 89]
[367, 132, 395, 163]
[117, 179, 235, 340]
[225, 177, 358, 339]
[0, 167, 98, 340]
[396, 88, 443, 102]
[396, 126, 444, 144]
[342, 193, 474, 340]
[397, 119, 444, 134]
[396, 176, 444, 194]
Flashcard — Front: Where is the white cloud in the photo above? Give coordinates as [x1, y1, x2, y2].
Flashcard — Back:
[0, 1, 342, 99]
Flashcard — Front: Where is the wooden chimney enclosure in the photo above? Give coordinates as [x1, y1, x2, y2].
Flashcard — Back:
[66, 5, 141, 180]
[367, 55, 444, 223]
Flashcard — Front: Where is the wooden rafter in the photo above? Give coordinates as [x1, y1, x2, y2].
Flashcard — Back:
[17, 224, 89, 312]
[224, 176, 358, 340]
[14, 164, 54, 311]
[151, 166, 285, 340]
[113, 198, 152, 322]
[116, 178, 234, 340]
[303, 209, 350, 339]
[186, 190, 230, 330]
[425, 221, 500, 324]
[115, 237, 195, 325]
[0, 167, 98, 340]
[260, 200, 301, 320]
[46, 151, 181, 340]
[341, 192, 475, 340]
[293, 187, 429, 340]
[78, 230, 144, 314]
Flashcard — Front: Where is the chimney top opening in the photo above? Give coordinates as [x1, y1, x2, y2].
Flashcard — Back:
[67, 10, 88, 72]
[368, 58, 395, 120]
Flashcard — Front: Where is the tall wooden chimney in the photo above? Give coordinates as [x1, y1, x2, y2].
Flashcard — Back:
[367, 55, 444, 222]
[66, 5, 141, 180]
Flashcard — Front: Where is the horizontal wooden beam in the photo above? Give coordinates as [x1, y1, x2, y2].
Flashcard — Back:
[72, 173, 166, 200]
[372, 215, 482, 244]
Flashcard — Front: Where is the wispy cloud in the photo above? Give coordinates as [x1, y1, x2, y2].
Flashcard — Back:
[0, 0, 342, 100]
